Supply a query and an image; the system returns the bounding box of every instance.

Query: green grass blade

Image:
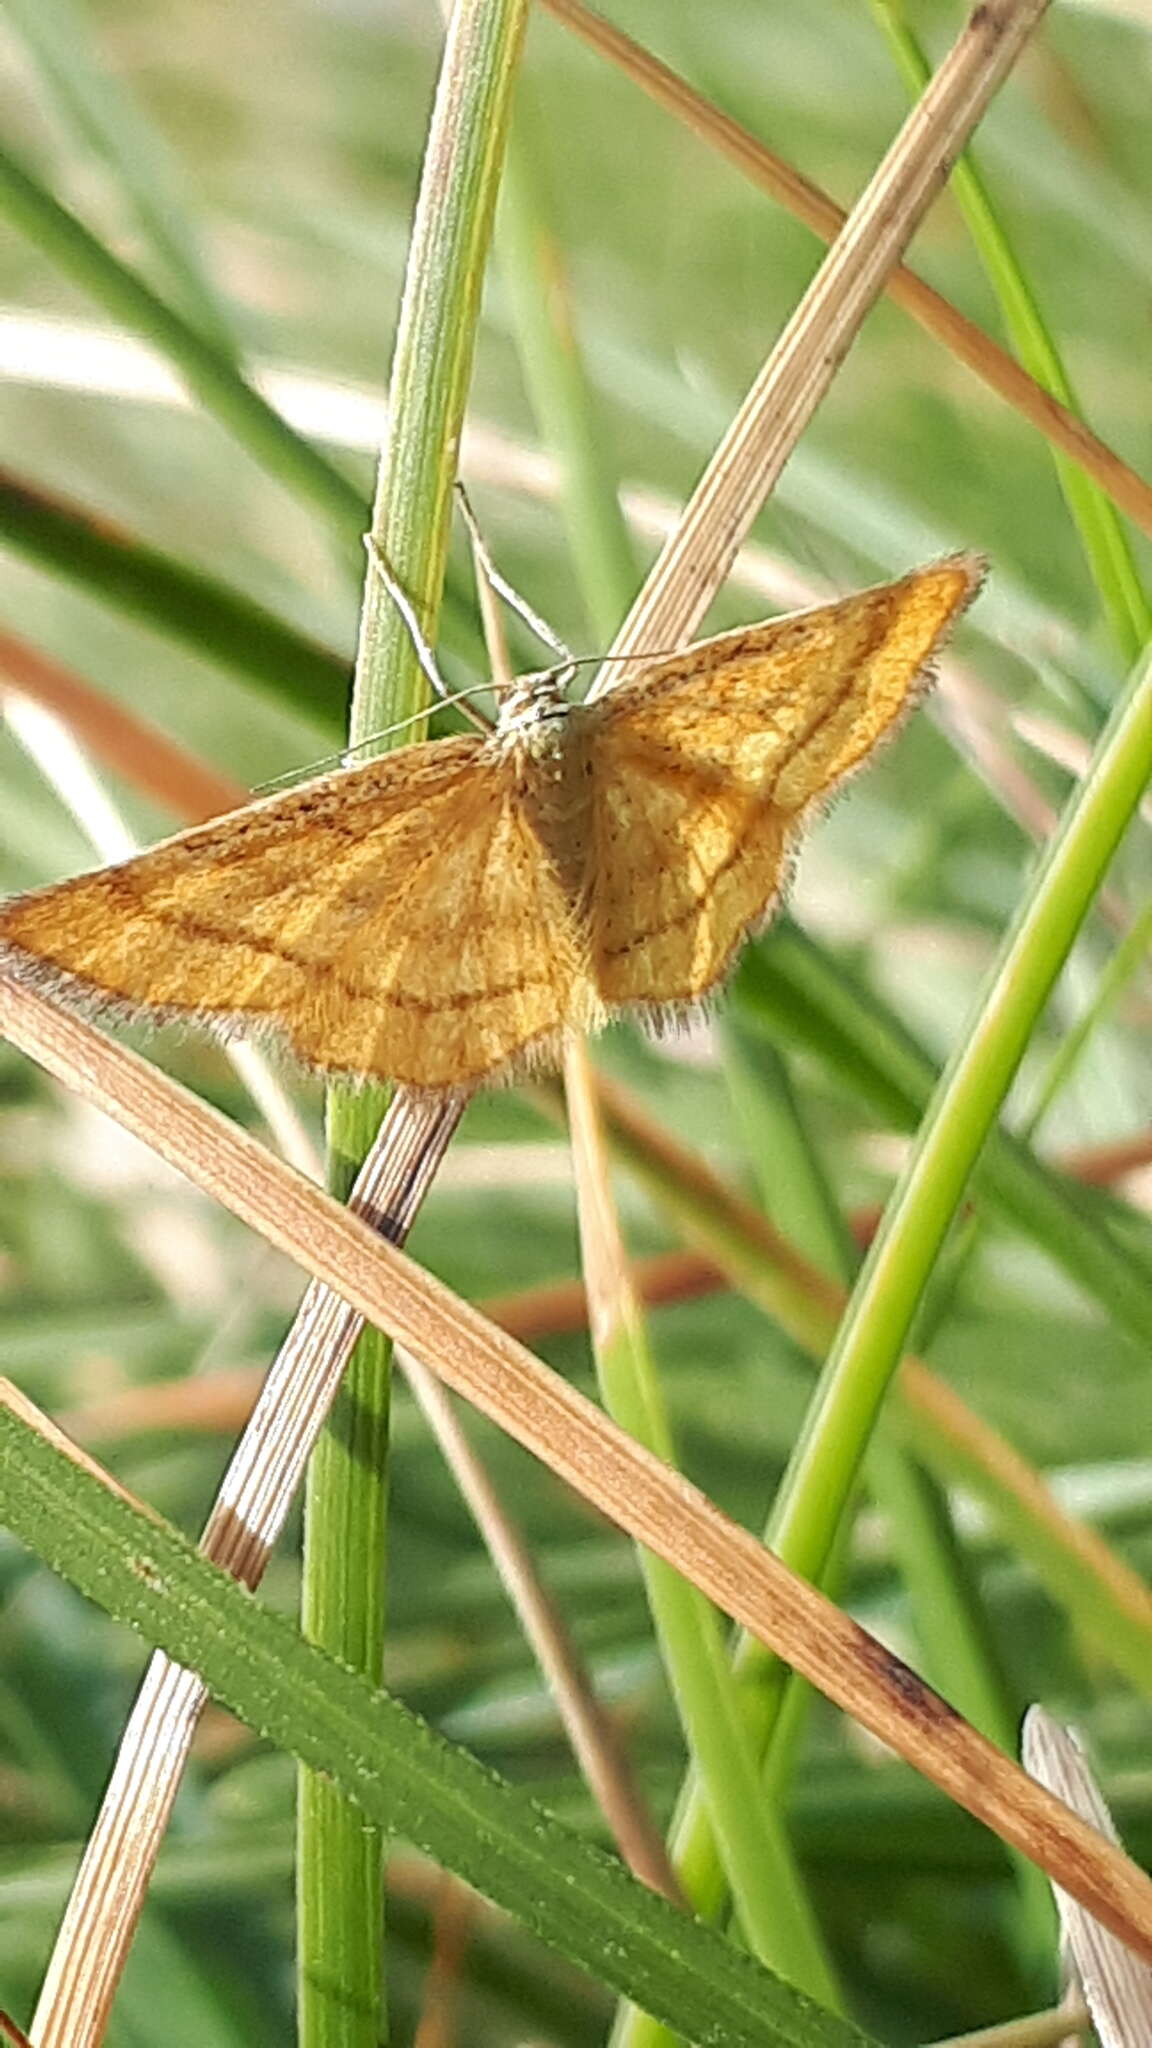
[613,1045,855,2048]
[0,1399,878,2048]
[735,926,1152,1354]
[4,0,237,354]
[594,1302,842,2027]
[0,463,350,721]
[723,1034,859,1276]
[303,3,536,2041]
[870,0,1151,661]
[0,144,367,550]
[753,642,1152,1629]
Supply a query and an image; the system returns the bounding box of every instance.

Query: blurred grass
[0,0,1151,2044]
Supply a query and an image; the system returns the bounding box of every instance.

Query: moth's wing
[0,735,594,1090]
[585,556,982,1006]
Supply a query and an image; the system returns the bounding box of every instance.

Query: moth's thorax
[492,669,574,756]
[488,674,594,902]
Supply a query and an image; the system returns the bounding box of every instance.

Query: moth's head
[493,663,578,743]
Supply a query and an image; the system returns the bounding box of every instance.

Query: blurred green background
[0,0,1150,2041]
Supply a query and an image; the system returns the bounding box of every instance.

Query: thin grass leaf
[871,0,1152,660]
[0,1387,880,2048]
[0,463,351,721]
[0,146,367,549]
[303,2,536,2037]
[737,924,1152,1351]
[566,1045,842,2023]
[3,0,236,354]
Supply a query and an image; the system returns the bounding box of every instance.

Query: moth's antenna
[342,687,495,753]
[253,684,498,794]
[454,482,575,664]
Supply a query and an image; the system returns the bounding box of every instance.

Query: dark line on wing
[600,799,772,962]
[98,869,559,1016]
[600,612,893,964]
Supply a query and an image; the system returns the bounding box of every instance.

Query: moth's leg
[363,537,457,706]
[454,482,575,665]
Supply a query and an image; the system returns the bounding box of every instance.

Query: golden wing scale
[0,555,983,1091]
[583,553,982,1009]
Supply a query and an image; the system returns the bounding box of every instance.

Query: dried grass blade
[544,0,1152,545]
[400,1354,681,1900]
[1023,1709,1152,2048]
[4,981,1152,1964]
[600,0,1053,666]
[29,1087,462,2048]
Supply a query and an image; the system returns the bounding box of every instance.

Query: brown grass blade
[603,0,1053,664]
[4,979,1152,1966]
[0,631,247,824]
[29,1087,463,2048]
[544,0,1152,545]
[1023,1709,1152,2048]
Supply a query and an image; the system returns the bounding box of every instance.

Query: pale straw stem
[31,1089,463,2048]
[594,0,1051,676]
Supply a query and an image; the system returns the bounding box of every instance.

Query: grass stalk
[298,2,533,2041]
[496,101,638,642]
[870,0,1152,660]
[0,464,350,723]
[0,146,367,550]
[743,638,1152,1742]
